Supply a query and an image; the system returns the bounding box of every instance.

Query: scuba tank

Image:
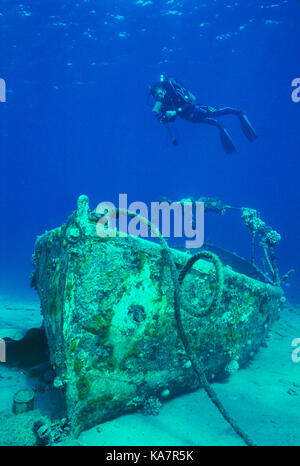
[149,75,196,109]
[160,75,196,109]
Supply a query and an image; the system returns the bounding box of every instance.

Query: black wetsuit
[152,81,258,153]
[179,104,240,123]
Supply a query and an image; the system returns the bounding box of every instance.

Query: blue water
[0,0,299,299]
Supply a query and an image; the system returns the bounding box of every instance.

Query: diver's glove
[156,111,177,124]
[155,111,165,124]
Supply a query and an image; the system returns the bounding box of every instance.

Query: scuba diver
[150,75,258,153]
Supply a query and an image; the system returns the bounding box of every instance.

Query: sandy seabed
[0,292,299,446]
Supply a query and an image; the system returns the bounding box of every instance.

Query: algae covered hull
[31,196,283,434]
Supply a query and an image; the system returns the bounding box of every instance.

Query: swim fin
[239,112,258,142]
[219,126,236,154]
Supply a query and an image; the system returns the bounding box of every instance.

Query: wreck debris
[177,196,294,286]
[33,418,71,446]
[141,397,162,416]
[13,389,35,415]
[32,195,284,444]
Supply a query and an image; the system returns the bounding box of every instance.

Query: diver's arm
[152,101,165,123]
[152,102,177,124]
[157,110,177,124]
[165,110,177,121]
[152,101,163,115]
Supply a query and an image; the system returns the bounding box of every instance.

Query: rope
[175,251,255,446]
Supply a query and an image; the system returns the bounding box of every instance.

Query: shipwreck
[31,195,285,444]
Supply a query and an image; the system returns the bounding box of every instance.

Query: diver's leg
[181,105,209,122]
[209,107,241,117]
[199,117,236,154]
[210,107,258,141]
[182,106,236,153]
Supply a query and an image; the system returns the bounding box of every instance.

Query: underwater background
[0,0,299,300]
[0,0,300,447]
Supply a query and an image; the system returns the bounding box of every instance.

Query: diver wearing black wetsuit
[150,76,258,154]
